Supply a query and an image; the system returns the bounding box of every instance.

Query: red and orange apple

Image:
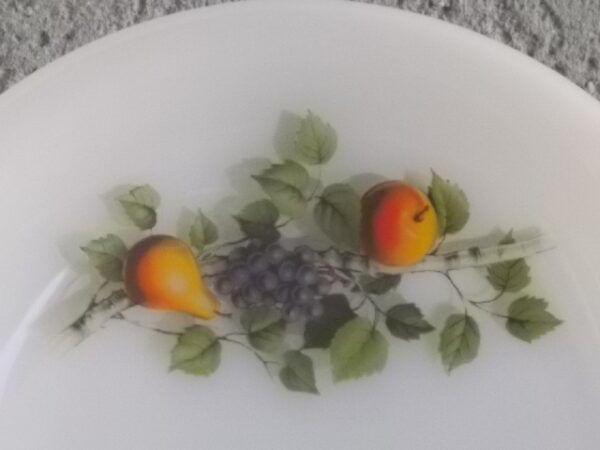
[362,181,438,266]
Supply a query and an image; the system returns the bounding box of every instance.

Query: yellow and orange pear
[362,181,438,266]
[124,235,219,319]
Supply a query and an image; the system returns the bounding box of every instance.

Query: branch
[321,234,555,274]
[60,289,133,349]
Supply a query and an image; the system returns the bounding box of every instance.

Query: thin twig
[113,316,182,336]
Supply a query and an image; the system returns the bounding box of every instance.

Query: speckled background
[0,0,599,98]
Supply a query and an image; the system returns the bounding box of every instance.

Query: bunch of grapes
[213,239,333,321]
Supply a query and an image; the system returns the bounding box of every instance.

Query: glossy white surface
[0,1,599,449]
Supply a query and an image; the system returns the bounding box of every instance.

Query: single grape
[247,238,264,252]
[215,277,234,295]
[283,305,303,322]
[229,263,251,290]
[295,245,319,263]
[278,260,297,283]
[231,292,246,309]
[274,285,291,305]
[265,243,286,265]
[209,258,229,273]
[296,264,318,286]
[247,252,269,274]
[261,293,276,307]
[292,286,314,305]
[259,271,279,292]
[243,285,262,305]
[315,277,332,296]
[309,301,324,318]
[228,246,246,262]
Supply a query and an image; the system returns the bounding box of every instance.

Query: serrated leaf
[330,317,388,382]
[314,183,361,249]
[428,171,469,235]
[304,294,356,349]
[279,351,319,395]
[170,325,221,376]
[81,234,127,281]
[189,209,218,252]
[359,274,402,295]
[252,160,309,218]
[234,199,280,240]
[385,304,434,340]
[486,259,530,292]
[439,314,480,372]
[293,111,337,165]
[241,306,286,353]
[506,296,562,342]
[118,185,161,230]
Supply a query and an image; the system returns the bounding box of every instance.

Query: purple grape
[278,261,297,283]
[247,252,269,274]
[296,264,318,286]
[243,285,262,305]
[283,305,303,322]
[230,263,250,289]
[295,245,319,263]
[215,277,234,295]
[274,285,291,305]
[265,243,286,265]
[315,277,332,296]
[229,246,246,262]
[309,302,324,318]
[262,293,276,307]
[247,238,264,252]
[292,286,314,305]
[259,271,279,292]
[231,292,246,308]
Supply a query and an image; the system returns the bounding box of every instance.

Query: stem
[113,316,182,336]
[91,280,109,304]
[61,289,134,348]
[307,167,322,201]
[323,234,555,275]
[441,271,508,319]
[470,289,505,305]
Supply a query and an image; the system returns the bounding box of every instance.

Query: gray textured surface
[0,0,599,98]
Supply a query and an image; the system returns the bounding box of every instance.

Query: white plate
[1,1,600,449]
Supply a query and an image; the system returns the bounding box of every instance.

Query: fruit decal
[124,235,219,319]
[64,111,560,395]
[362,181,438,266]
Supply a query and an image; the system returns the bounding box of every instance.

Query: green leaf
[279,351,319,395]
[314,183,361,249]
[234,199,280,240]
[81,234,127,281]
[506,296,562,342]
[359,274,402,295]
[486,231,530,292]
[439,314,480,372]
[252,160,310,218]
[304,294,356,349]
[118,185,160,230]
[385,304,434,341]
[170,325,221,376]
[486,259,530,292]
[189,209,218,252]
[293,111,337,165]
[330,317,388,382]
[428,171,469,235]
[241,306,286,353]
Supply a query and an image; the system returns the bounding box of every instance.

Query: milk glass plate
[1,1,600,449]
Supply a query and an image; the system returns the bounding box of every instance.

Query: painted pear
[124,235,219,319]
